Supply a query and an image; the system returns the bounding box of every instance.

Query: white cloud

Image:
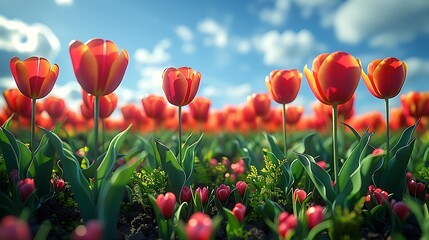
[404,57,429,79]
[54,0,73,6]
[197,19,228,48]
[182,43,195,54]
[136,66,165,95]
[134,39,171,64]
[235,39,251,54]
[201,83,252,106]
[333,0,429,47]
[254,29,325,67]
[175,25,193,42]
[293,0,338,18]
[260,0,290,26]
[0,15,60,59]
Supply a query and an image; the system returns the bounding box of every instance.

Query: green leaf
[17,141,32,178]
[98,158,140,240]
[43,129,96,220]
[0,191,14,216]
[33,140,56,199]
[224,207,243,239]
[1,114,14,130]
[0,127,20,175]
[295,152,336,206]
[182,134,203,184]
[155,140,186,198]
[390,120,418,155]
[307,220,333,240]
[265,133,285,160]
[343,122,362,141]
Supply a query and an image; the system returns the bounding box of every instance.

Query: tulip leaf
[0,191,14,216]
[295,152,336,206]
[265,133,285,160]
[97,125,131,190]
[155,140,186,198]
[224,207,243,239]
[98,158,140,240]
[1,114,13,130]
[182,134,203,185]
[43,129,96,220]
[0,127,19,175]
[17,141,32,178]
[33,141,55,200]
[390,120,418,155]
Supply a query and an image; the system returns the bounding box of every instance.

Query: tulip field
[2,39,429,240]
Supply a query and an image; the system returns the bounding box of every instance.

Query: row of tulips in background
[1,37,429,239]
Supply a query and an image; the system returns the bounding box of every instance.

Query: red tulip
[304,51,361,106]
[400,92,429,119]
[391,200,409,221]
[83,91,118,119]
[44,96,66,121]
[306,205,324,229]
[3,89,32,118]
[362,57,407,99]
[231,159,245,175]
[181,186,192,203]
[337,94,355,119]
[72,220,102,240]
[10,56,59,99]
[316,161,327,169]
[278,212,298,240]
[0,215,31,240]
[185,212,213,240]
[266,69,302,104]
[215,184,231,202]
[156,192,176,219]
[142,95,167,120]
[189,97,211,122]
[69,38,129,96]
[285,105,304,125]
[248,93,271,117]
[18,178,35,201]
[195,187,209,205]
[232,203,246,223]
[293,188,307,204]
[51,178,66,191]
[235,181,248,197]
[162,67,201,107]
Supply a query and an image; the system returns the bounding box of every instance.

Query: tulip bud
[278,212,297,239]
[235,181,248,197]
[232,203,246,223]
[72,220,103,240]
[316,161,326,170]
[185,212,213,240]
[0,215,31,240]
[195,187,209,205]
[51,178,66,191]
[293,188,307,204]
[306,205,324,229]
[156,192,176,219]
[181,186,192,203]
[215,184,231,202]
[392,201,409,221]
[18,178,35,201]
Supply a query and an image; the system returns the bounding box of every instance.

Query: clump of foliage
[132,168,167,206]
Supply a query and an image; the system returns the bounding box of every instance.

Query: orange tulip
[400,92,429,119]
[189,97,211,122]
[141,95,167,120]
[162,67,201,106]
[286,105,304,125]
[43,96,66,121]
[248,93,271,117]
[69,38,129,96]
[83,91,118,119]
[266,69,302,104]
[337,94,355,120]
[10,57,59,99]
[3,89,32,118]
[304,51,361,106]
[362,57,407,99]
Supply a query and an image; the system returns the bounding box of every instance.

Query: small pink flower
[231,159,245,175]
[278,212,297,239]
[232,203,246,223]
[185,212,213,240]
[181,186,192,203]
[316,161,326,169]
[306,205,324,229]
[391,200,409,221]
[72,220,103,240]
[0,215,31,240]
[293,188,307,204]
[18,178,35,201]
[195,187,209,205]
[156,192,176,219]
[235,181,248,197]
[372,148,385,156]
[216,184,231,202]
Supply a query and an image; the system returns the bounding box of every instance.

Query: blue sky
[1,0,429,117]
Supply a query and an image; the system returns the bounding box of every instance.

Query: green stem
[332,105,339,184]
[31,98,36,159]
[101,118,105,152]
[178,106,182,165]
[153,119,156,140]
[93,96,100,197]
[282,104,287,158]
[385,98,390,159]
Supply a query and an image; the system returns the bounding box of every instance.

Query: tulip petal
[185,71,201,105]
[163,68,188,106]
[70,40,99,95]
[104,49,129,95]
[304,65,329,105]
[372,58,406,98]
[362,70,382,98]
[12,61,31,98]
[38,64,59,99]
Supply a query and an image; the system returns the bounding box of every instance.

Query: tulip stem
[282,104,287,158]
[93,95,100,196]
[332,105,339,185]
[178,106,182,165]
[30,98,36,159]
[385,98,390,159]
[101,119,105,152]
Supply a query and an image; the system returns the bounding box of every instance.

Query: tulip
[362,57,407,159]
[43,96,66,122]
[72,220,103,240]
[293,188,307,204]
[181,186,192,203]
[141,95,167,121]
[70,38,128,171]
[18,178,35,201]
[235,181,248,197]
[231,159,245,175]
[306,205,324,229]
[83,91,118,119]
[185,212,213,240]
[304,51,361,184]
[232,203,246,223]
[162,66,201,165]
[51,178,66,191]
[285,105,304,125]
[0,215,31,240]
[400,92,429,120]
[391,200,409,221]
[195,187,209,205]
[156,192,176,219]
[3,89,32,119]
[248,93,271,118]
[215,184,231,202]
[278,212,298,239]
[189,97,211,123]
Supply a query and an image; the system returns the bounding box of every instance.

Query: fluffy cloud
[254,29,325,67]
[404,57,429,79]
[134,39,171,64]
[197,19,228,48]
[293,0,338,18]
[54,0,73,6]
[175,25,195,54]
[201,83,252,106]
[136,66,165,95]
[333,0,429,47]
[259,0,290,26]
